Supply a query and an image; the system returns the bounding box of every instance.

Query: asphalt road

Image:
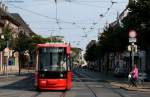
[0,70,150,97]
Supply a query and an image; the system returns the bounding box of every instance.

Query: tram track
[75,72,98,97]
[30,92,41,97]
[102,83,127,97]
[59,91,67,97]
[75,70,128,97]
[85,84,98,97]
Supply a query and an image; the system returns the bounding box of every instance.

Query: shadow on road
[0,73,36,91]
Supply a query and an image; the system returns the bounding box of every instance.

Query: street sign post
[128,30,137,68]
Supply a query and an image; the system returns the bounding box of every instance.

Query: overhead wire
[69,1,107,8]
[74,0,126,3]
[102,1,114,17]
[6,0,126,37]
[6,2,77,24]
[7,2,86,31]
[80,0,117,37]
[7,3,57,20]
[1,0,24,3]
[2,0,128,49]
[54,0,62,30]
[7,1,122,24]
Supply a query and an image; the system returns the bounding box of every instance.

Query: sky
[2,0,128,50]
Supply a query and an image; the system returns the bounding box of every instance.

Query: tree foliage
[0,24,16,51]
[15,32,30,52]
[127,0,150,49]
[84,40,99,61]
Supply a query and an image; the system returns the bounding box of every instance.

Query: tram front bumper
[38,79,67,90]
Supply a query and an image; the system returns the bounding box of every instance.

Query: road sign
[129,30,137,38]
[129,37,137,43]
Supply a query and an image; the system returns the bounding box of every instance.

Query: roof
[10,13,36,35]
[0,8,20,26]
[36,43,70,48]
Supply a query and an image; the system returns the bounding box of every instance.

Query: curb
[110,82,150,92]
[120,86,150,92]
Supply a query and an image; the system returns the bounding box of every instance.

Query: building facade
[0,2,35,74]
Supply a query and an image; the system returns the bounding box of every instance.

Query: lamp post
[131,43,135,67]
[4,47,9,77]
[0,35,4,72]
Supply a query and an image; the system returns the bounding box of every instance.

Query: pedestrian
[130,64,139,87]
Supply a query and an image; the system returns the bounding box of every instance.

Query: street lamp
[1,35,4,39]
[0,35,4,71]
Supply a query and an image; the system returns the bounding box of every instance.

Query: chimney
[2,3,5,11]
[5,6,8,12]
[0,3,8,12]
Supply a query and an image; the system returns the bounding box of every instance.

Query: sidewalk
[110,81,150,92]
[0,69,34,87]
[0,69,34,79]
[77,68,150,92]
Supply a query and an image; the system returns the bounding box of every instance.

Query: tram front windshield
[39,47,67,71]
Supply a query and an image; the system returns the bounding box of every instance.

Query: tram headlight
[60,73,67,78]
[60,73,64,77]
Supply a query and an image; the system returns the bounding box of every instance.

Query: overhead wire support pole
[55,0,58,20]
[0,0,24,3]
[131,43,135,67]
[54,0,61,30]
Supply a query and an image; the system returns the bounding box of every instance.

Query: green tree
[84,40,99,61]
[84,0,150,72]
[125,0,150,49]
[0,24,14,51]
[15,32,31,75]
